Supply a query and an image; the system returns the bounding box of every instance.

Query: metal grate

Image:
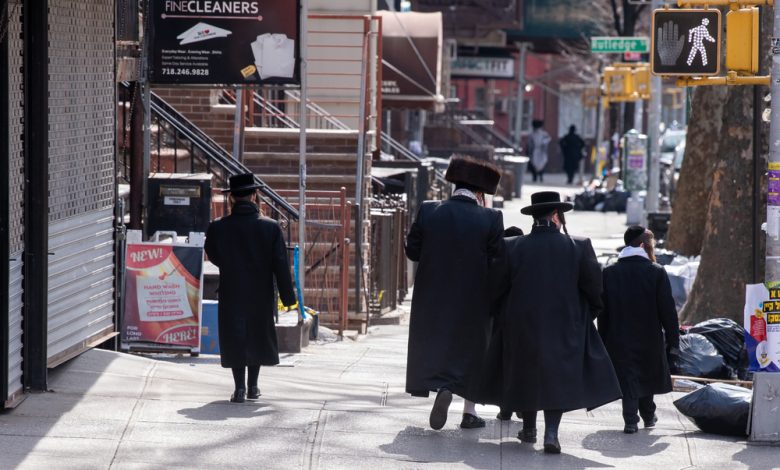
[47,0,115,221]
[8,0,23,255]
[6,0,24,402]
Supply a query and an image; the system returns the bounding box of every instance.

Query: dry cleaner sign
[149,0,300,85]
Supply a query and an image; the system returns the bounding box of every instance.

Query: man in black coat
[599,226,680,433]
[559,125,586,185]
[497,191,621,454]
[405,155,504,431]
[204,173,297,403]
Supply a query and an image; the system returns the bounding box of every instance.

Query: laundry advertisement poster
[122,242,205,349]
[148,0,299,84]
[743,283,780,372]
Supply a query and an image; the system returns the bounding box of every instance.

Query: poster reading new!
[122,243,204,348]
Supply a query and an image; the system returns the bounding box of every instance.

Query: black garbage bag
[601,190,629,213]
[673,383,751,436]
[689,318,748,379]
[671,333,731,379]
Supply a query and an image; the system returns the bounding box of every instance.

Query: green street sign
[590,36,650,54]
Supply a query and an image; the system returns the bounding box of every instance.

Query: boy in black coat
[599,226,680,433]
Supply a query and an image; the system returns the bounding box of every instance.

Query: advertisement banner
[148,0,300,85]
[744,283,780,372]
[122,242,204,348]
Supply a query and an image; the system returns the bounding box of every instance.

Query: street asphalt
[1,175,777,469]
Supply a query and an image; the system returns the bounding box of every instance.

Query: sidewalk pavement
[2,173,776,469]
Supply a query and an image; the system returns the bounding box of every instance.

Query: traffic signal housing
[726,7,760,74]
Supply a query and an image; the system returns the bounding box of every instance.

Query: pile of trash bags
[674,383,752,437]
[572,188,630,212]
[670,318,750,380]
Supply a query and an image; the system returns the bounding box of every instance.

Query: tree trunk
[680,85,766,325]
[665,86,727,255]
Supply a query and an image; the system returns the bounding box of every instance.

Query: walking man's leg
[429,388,453,430]
[543,410,563,454]
[460,399,486,429]
[518,411,538,443]
[230,367,247,403]
[622,397,640,433]
[247,365,261,399]
[639,395,657,427]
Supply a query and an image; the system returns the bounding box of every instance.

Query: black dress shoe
[247,386,261,399]
[429,389,452,430]
[517,428,537,443]
[543,437,561,454]
[624,423,639,434]
[230,389,246,403]
[643,414,658,428]
[497,410,512,421]
[460,413,486,429]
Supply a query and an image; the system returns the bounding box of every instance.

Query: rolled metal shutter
[6,0,24,403]
[46,0,116,366]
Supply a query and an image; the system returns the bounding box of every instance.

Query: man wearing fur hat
[495,191,621,453]
[405,155,505,430]
[599,226,679,434]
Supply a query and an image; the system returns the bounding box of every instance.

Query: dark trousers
[521,410,564,439]
[528,163,544,182]
[622,396,656,425]
[231,365,261,391]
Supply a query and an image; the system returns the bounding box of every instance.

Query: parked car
[660,128,686,201]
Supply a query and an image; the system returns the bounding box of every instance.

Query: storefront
[1,0,118,408]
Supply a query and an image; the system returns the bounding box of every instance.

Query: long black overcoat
[204,201,297,368]
[405,196,504,399]
[498,225,621,412]
[599,256,680,399]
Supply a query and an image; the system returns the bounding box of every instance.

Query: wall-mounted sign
[148,0,300,85]
[451,57,515,79]
[591,36,650,54]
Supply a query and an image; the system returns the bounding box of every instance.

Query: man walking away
[405,155,504,430]
[527,120,551,182]
[559,125,586,185]
[497,191,621,453]
[205,173,297,403]
[599,226,680,433]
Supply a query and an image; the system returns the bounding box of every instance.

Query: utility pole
[514,42,528,149]
[766,3,780,281]
[298,0,308,320]
[645,0,663,219]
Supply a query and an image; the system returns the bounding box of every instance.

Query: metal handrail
[120,83,300,220]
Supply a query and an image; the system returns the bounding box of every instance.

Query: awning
[378,10,443,111]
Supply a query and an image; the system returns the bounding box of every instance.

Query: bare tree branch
[608,0,624,35]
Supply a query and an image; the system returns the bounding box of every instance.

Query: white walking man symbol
[686,18,715,66]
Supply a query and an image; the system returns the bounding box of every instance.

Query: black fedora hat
[521,191,573,216]
[221,173,264,194]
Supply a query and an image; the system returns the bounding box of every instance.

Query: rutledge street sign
[590,36,650,54]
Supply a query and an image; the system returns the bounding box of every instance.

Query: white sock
[463,400,477,416]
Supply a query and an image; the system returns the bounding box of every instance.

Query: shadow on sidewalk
[379,425,610,469]
[178,400,272,421]
[581,429,670,458]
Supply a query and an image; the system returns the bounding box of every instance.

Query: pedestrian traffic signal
[726,7,759,74]
[601,63,650,103]
[652,9,721,76]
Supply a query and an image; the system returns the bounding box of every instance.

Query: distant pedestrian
[559,125,586,185]
[204,173,297,403]
[599,226,680,434]
[494,191,621,454]
[405,155,504,431]
[527,120,551,182]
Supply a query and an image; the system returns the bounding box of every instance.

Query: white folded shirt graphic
[178,23,232,45]
[251,33,295,79]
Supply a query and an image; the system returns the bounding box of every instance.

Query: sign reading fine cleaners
[149,0,300,85]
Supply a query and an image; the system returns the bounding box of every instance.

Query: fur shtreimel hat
[624,225,647,246]
[444,155,501,195]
